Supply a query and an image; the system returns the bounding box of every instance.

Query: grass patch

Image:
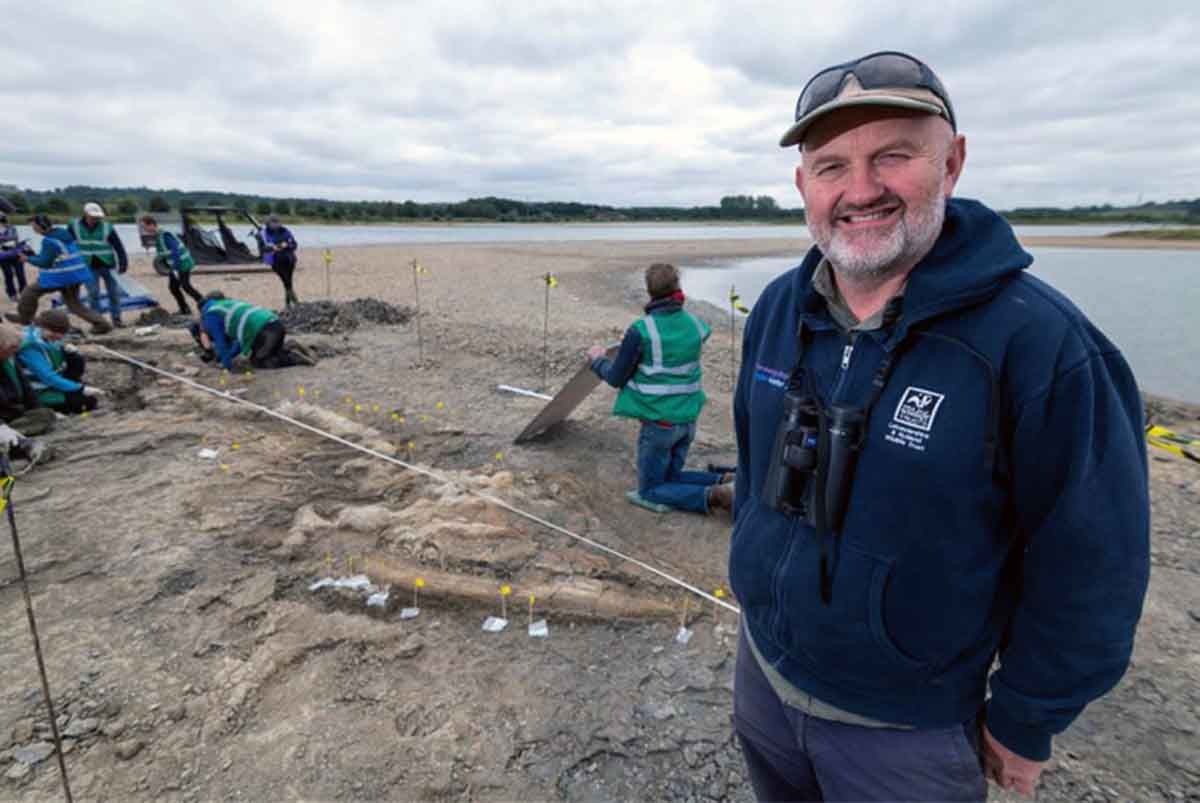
[1105,228,1200,240]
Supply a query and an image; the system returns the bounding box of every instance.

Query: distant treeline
[3,185,1199,226]
[1,186,803,224]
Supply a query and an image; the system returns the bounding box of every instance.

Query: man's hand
[81,386,107,398]
[586,345,607,361]
[982,726,1045,798]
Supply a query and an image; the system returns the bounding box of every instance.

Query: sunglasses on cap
[795,50,955,130]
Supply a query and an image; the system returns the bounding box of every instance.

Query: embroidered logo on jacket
[885,386,945,453]
[893,387,945,431]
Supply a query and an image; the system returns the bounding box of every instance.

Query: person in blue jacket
[259,216,299,307]
[16,310,105,414]
[5,215,112,334]
[729,51,1149,802]
[0,212,29,301]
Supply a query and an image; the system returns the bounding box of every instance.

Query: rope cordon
[95,344,741,615]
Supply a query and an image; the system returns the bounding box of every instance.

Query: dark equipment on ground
[143,207,270,276]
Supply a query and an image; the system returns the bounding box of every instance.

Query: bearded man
[728,51,1149,802]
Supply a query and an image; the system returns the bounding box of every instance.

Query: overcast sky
[3,1,1197,210]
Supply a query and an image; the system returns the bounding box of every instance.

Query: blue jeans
[733,631,987,802]
[636,420,723,513]
[84,265,122,323]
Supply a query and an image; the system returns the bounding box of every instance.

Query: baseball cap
[83,202,106,218]
[779,51,955,147]
[35,309,71,334]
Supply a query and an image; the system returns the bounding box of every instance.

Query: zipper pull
[840,342,854,371]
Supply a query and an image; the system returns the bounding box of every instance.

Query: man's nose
[843,163,886,207]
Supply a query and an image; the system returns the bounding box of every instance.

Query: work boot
[90,320,112,335]
[289,342,318,366]
[707,482,734,515]
[3,311,25,324]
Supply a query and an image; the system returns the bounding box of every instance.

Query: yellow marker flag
[500,584,512,596]
[544,273,558,288]
[435,401,445,410]
[415,577,426,589]
[231,442,241,450]
[494,451,503,462]
[297,386,306,397]
[322,249,333,266]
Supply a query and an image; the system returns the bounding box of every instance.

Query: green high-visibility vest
[205,299,277,357]
[612,309,710,423]
[154,231,195,273]
[70,219,116,267]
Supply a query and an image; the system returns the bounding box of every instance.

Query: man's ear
[943,134,967,197]
[794,163,806,196]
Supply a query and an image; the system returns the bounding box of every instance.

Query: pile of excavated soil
[278,299,413,334]
[133,307,195,329]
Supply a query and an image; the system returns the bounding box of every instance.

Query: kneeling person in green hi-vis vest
[192,292,317,371]
[587,263,733,515]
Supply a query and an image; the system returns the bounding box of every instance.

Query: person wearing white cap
[71,202,129,328]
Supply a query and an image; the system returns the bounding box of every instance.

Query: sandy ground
[0,238,1197,802]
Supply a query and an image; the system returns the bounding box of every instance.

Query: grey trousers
[733,632,987,802]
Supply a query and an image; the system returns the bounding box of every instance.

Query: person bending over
[260,215,299,307]
[191,291,316,371]
[5,215,111,334]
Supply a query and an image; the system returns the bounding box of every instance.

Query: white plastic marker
[94,345,741,619]
[675,595,693,645]
[401,577,424,619]
[482,584,512,633]
[528,593,548,638]
[366,587,390,608]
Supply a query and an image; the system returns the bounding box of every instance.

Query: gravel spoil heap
[277,299,414,334]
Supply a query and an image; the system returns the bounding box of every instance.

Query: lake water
[12,219,1194,400]
[683,248,1200,403]
[34,220,1187,251]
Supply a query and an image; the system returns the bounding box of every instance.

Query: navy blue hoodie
[730,198,1149,761]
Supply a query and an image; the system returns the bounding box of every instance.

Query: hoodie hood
[794,197,1032,343]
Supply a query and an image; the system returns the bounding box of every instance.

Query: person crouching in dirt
[140,215,205,315]
[16,310,106,414]
[4,215,112,334]
[260,215,299,307]
[586,262,733,515]
[0,323,52,467]
[191,292,317,370]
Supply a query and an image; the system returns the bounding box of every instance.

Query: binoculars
[763,388,864,533]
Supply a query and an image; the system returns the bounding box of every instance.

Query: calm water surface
[23,221,1185,250]
[683,248,1200,403]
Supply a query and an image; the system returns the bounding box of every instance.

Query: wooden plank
[514,344,617,443]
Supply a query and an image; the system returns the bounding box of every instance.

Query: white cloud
[0,0,1195,209]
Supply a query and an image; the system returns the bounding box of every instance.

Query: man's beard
[812,192,947,282]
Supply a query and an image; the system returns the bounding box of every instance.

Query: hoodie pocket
[866,556,928,672]
[775,543,929,690]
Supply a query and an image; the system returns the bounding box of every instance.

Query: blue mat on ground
[53,273,159,313]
